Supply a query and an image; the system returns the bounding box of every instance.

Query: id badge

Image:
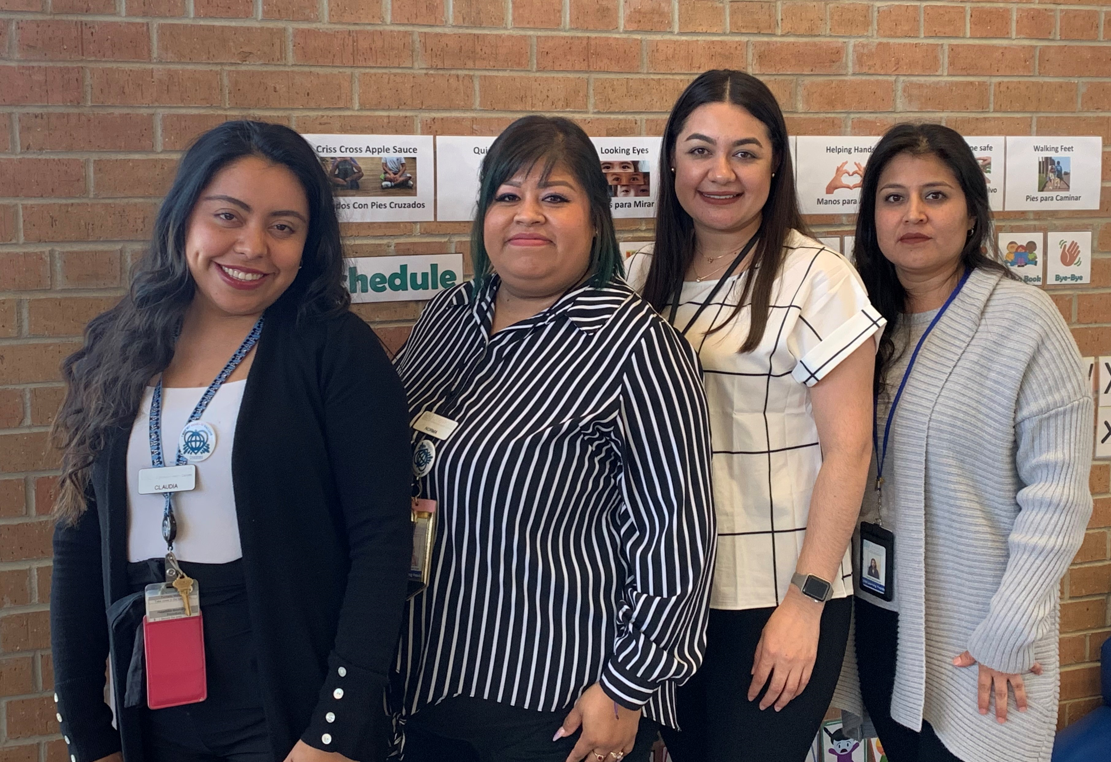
[859,522,895,602]
[137,465,196,495]
[143,582,206,709]
[408,498,436,599]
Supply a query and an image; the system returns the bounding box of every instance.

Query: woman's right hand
[952,651,1043,723]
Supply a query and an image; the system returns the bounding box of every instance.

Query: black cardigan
[50,304,413,762]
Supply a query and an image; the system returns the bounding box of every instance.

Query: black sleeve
[50,493,122,762]
[301,315,413,757]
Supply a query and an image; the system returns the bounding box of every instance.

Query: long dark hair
[641,69,806,352]
[470,115,622,292]
[853,123,1013,395]
[52,120,349,523]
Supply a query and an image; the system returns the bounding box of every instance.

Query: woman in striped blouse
[391,116,716,762]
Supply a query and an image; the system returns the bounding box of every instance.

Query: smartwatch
[791,572,833,603]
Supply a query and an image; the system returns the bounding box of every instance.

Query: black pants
[854,598,963,762]
[661,597,852,762]
[403,695,661,762]
[129,560,273,762]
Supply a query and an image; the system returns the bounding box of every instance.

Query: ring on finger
[609,753,625,760]
[593,754,606,762]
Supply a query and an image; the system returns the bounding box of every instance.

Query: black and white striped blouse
[391,276,715,729]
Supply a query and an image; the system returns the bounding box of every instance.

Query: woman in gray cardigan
[847,124,1093,762]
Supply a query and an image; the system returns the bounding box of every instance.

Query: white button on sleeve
[325,712,335,723]
[337,667,347,677]
[333,688,344,699]
[321,734,332,745]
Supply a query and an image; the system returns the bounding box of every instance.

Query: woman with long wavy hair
[49,120,412,762]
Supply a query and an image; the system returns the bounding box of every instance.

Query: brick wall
[1,0,1109,756]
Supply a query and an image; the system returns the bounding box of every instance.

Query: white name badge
[138,465,197,495]
[413,411,459,441]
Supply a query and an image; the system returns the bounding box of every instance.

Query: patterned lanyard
[149,317,263,551]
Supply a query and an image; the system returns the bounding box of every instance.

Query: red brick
[730,1,776,34]
[0,746,40,762]
[1042,46,1111,78]
[0,206,15,245]
[417,115,516,135]
[0,431,59,475]
[0,569,31,608]
[1091,629,1111,659]
[0,159,85,198]
[1061,664,1102,701]
[1060,634,1087,666]
[854,41,940,75]
[16,20,150,61]
[29,387,64,428]
[359,72,474,111]
[454,0,504,27]
[293,28,412,67]
[392,0,444,24]
[478,75,587,111]
[948,44,1034,76]
[1075,530,1109,563]
[296,114,415,135]
[781,2,825,35]
[537,35,641,73]
[22,202,159,243]
[1061,598,1107,632]
[227,70,352,109]
[127,0,186,15]
[625,0,671,31]
[0,253,48,291]
[44,741,68,762]
[923,5,964,37]
[1082,82,1111,112]
[92,159,177,199]
[1079,293,1111,324]
[195,0,252,16]
[679,1,726,33]
[1070,563,1111,596]
[828,3,870,36]
[263,0,318,20]
[1093,496,1111,527]
[0,300,17,338]
[0,0,43,9]
[753,40,845,74]
[90,67,222,107]
[158,23,284,63]
[0,66,83,106]
[1015,8,1054,39]
[6,695,57,739]
[648,39,745,73]
[1036,116,1110,142]
[801,78,894,112]
[0,479,27,519]
[1067,696,1105,725]
[1060,10,1100,41]
[0,613,49,654]
[994,81,1077,112]
[969,7,1011,38]
[0,389,22,428]
[20,113,154,152]
[512,0,561,28]
[27,297,119,338]
[902,80,989,112]
[593,76,689,113]
[374,325,413,357]
[420,32,529,69]
[328,0,383,23]
[32,477,57,519]
[0,511,54,560]
[1073,327,1111,358]
[161,113,265,152]
[0,655,34,696]
[1050,293,1073,323]
[55,249,122,289]
[945,115,1032,136]
[36,566,52,604]
[570,0,618,30]
[876,4,919,37]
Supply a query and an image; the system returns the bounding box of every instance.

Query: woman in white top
[627,70,884,761]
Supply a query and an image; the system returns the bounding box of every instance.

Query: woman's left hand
[953,651,1043,723]
[281,740,355,762]
[557,683,641,762]
[747,587,823,711]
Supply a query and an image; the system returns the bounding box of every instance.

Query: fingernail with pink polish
[552,728,565,742]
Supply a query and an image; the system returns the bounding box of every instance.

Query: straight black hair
[53,120,349,522]
[641,69,807,352]
[853,122,1013,396]
[470,115,623,293]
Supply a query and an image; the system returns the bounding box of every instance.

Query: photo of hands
[825,161,864,194]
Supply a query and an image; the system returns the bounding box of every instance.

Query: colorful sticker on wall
[964,136,1005,212]
[998,232,1044,285]
[795,137,879,215]
[1003,136,1102,211]
[435,136,495,222]
[1045,231,1091,285]
[592,137,663,219]
[345,255,462,303]
[302,134,435,222]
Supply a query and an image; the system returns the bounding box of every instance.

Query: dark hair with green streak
[469,115,623,293]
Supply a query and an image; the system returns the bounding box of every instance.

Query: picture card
[795,136,879,215]
[998,232,1044,286]
[1004,136,1102,211]
[964,136,1005,212]
[436,136,495,222]
[592,137,663,219]
[1045,231,1092,285]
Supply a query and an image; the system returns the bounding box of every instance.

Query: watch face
[802,575,831,601]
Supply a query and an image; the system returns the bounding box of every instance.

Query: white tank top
[126,380,246,563]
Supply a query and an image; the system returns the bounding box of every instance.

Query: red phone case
[143,613,207,709]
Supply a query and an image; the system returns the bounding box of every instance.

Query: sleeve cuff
[301,654,387,759]
[792,307,885,387]
[55,690,121,762]
[598,659,655,711]
[967,621,1037,675]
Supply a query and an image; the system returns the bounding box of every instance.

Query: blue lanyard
[873,270,970,493]
[149,317,263,551]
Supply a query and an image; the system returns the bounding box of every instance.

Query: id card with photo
[859,522,894,601]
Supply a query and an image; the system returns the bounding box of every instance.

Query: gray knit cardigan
[835,267,1093,762]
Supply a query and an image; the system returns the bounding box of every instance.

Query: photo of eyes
[323,155,419,197]
[601,159,651,198]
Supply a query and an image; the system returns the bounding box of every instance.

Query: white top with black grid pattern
[627,230,884,610]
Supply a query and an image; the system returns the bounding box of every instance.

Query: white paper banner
[1097,407,1111,459]
[794,136,879,215]
[1004,136,1102,211]
[345,255,462,302]
[436,136,495,222]
[591,137,662,219]
[998,232,1044,286]
[964,136,1005,212]
[302,134,435,222]
[1045,230,1092,286]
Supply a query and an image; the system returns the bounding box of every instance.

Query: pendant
[179,421,216,463]
[413,440,436,478]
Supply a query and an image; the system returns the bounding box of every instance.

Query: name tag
[413,411,459,441]
[138,465,197,495]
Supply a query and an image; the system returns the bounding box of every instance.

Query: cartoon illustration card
[964,136,1005,212]
[1045,231,1092,285]
[998,232,1044,286]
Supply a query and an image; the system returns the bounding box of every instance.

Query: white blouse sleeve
[788,252,885,387]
